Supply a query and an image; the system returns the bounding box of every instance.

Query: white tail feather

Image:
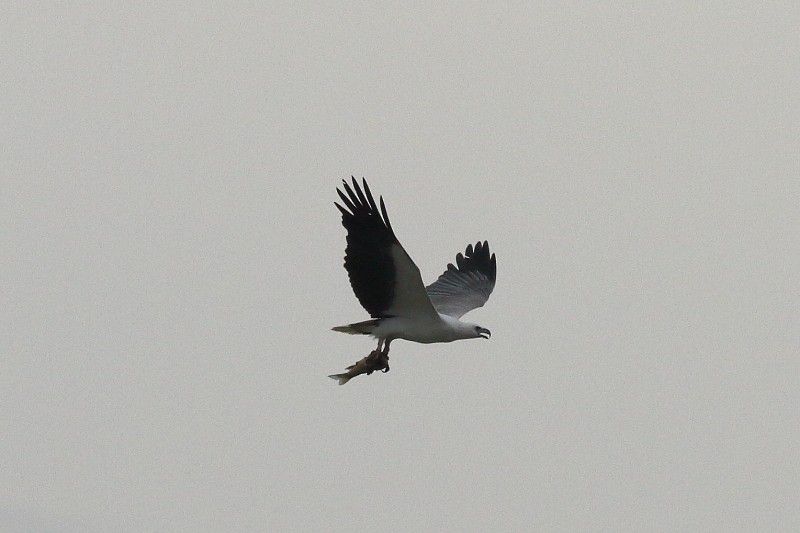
[331,326,358,334]
[331,319,379,335]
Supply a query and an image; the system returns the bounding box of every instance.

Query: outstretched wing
[335,177,439,320]
[426,241,496,319]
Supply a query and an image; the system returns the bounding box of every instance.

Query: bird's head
[440,315,492,341]
[471,324,491,340]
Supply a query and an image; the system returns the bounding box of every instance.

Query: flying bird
[329,177,496,385]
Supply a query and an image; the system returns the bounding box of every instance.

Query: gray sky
[3,2,799,531]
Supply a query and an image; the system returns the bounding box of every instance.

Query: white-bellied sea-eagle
[329,177,496,385]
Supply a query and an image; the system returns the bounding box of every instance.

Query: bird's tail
[331,318,380,335]
[328,373,351,386]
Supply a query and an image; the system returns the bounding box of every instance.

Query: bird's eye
[474,326,480,332]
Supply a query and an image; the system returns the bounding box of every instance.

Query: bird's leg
[360,339,390,374]
[378,340,391,373]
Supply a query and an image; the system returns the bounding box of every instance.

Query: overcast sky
[3,2,799,532]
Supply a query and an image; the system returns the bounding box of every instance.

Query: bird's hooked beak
[478,327,491,339]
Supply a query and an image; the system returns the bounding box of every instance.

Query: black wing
[335,177,438,319]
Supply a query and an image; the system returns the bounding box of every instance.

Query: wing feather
[426,241,496,319]
[336,177,438,320]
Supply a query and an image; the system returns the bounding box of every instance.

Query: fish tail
[328,373,351,386]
